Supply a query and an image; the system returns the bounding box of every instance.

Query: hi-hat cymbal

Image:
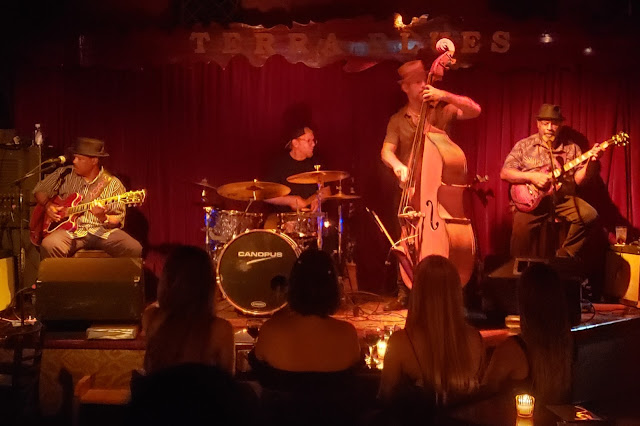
[217,180,291,201]
[324,192,361,201]
[192,179,217,190]
[287,170,350,184]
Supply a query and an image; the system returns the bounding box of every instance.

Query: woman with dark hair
[142,245,234,374]
[482,263,573,403]
[250,249,361,426]
[253,249,360,372]
[379,255,484,407]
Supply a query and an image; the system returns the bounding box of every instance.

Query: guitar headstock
[612,132,629,147]
[120,189,146,207]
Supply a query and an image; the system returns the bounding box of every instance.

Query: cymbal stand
[314,165,324,250]
[336,181,344,265]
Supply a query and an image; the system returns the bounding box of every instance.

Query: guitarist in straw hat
[32,137,143,258]
[500,104,600,259]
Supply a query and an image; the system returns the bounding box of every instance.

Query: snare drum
[205,208,263,244]
[277,211,325,238]
[216,230,300,315]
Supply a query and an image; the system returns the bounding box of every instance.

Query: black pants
[510,195,598,258]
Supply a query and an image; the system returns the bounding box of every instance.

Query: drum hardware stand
[313,165,324,250]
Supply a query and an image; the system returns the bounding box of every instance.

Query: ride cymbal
[287,170,350,184]
[217,180,291,201]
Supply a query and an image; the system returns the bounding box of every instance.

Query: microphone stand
[545,136,559,260]
[12,162,57,291]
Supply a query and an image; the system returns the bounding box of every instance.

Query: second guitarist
[500,104,600,259]
[33,137,142,258]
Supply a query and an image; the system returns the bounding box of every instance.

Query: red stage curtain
[13,56,639,293]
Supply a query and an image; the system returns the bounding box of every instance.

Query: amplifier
[36,257,144,324]
[605,245,640,307]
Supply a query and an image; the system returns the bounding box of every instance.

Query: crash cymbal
[324,192,361,201]
[287,170,350,184]
[192,179,217,190]
[216,179,291,201]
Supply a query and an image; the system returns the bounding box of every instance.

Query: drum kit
[194,169,360,316]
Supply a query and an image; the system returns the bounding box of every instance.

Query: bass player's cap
[397,60,427,84]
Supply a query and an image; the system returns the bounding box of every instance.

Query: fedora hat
[397,60,427,84]
[70,137,109,157]
[536,104,565,122]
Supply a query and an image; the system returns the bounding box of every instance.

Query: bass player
[500,104,600,259]
[32,137,142,258]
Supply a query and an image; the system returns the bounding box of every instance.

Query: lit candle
[515,394,535,417]
[376,340,387,359]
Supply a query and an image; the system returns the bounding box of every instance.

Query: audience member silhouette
[379,255,484,412]
[482,263,573,403]
[127,363,255,426]
[142,245,234,374]
[250,249,362,426]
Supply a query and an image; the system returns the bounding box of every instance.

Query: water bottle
[34,123,43,146]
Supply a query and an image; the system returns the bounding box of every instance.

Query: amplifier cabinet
[36,257,144,323]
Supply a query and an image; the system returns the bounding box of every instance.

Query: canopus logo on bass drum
[238,252,283,258]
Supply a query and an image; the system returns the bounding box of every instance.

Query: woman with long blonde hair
[379,255,484,405]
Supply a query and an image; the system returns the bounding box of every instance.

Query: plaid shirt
[33,166,126,239]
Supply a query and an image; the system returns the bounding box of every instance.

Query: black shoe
[384,296,408,311]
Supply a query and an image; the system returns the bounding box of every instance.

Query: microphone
[42,155,67,165]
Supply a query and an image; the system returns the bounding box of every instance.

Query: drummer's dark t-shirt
[266,153,323,213]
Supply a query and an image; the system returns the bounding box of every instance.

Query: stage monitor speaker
[483,257,582,326]
[604,246,640,307]
[35,257,144,324]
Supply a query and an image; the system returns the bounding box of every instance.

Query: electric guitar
[29,189,146,246]
[510,132,628,212]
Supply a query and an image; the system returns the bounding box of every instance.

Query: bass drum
[216,230,300,315]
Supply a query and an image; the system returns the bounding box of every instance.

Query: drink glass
[616,226,627,245]
[246,319,261,341]
[363,327,382,367]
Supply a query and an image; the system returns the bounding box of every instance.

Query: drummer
[265,126,331,212]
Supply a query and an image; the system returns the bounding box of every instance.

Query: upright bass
[393,39,477,287]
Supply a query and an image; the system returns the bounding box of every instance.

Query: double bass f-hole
[425,200,439,230]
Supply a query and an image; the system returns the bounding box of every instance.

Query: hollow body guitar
[509,132,629,212]
[29,190,146,246]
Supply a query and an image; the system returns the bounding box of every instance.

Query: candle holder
[515,394,535,417]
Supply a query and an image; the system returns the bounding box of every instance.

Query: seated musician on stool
[380,59,481,311]
[265,126,330,212]
[33,137,142,258]
[500,104,600,259]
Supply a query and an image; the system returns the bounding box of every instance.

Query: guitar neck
[551,137,614,178]
[67,195,125,215]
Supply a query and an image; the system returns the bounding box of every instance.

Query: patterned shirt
[503,133,584,198]
[33,166,126,239]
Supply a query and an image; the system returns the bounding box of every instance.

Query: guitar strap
[85,171,113,202]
